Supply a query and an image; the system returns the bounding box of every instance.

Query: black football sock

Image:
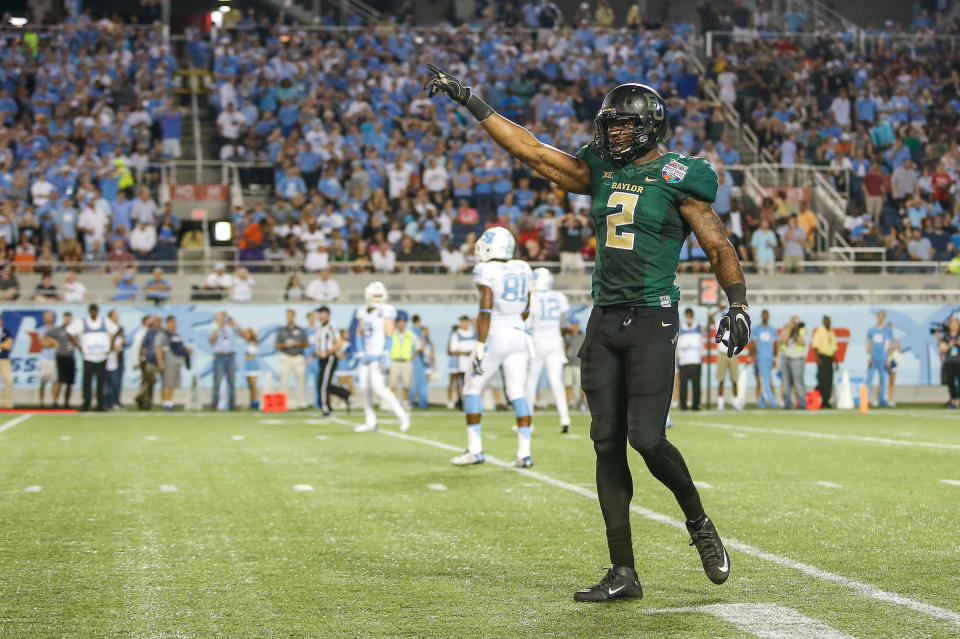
[638,438,706,522]
[606,525,634,569]
[594,437,635,569]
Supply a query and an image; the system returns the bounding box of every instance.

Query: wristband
[725,282,748,308]
[465,91,494,122]
[478,308,492,314]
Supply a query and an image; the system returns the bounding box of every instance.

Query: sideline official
[310,306,351,415]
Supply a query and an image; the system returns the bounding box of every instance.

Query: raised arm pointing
[423,64,591,195]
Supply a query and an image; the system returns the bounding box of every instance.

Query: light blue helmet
[474,226,516,262]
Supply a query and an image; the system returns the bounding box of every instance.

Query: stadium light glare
[218,6,231,12]
[213,221,233,242]
[8,17,28,27]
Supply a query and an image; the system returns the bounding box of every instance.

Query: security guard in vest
[387,311,423,408]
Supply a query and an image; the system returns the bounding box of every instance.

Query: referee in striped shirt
[310,306,351,415]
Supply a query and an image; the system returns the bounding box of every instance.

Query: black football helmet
[594,83,669,164]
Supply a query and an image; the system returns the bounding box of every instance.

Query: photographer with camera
[939,316,960,409]
[779,316,807,409]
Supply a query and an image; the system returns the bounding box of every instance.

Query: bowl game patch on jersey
[661,160,688,184]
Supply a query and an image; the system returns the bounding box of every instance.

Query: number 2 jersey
[575,142,719,308]
[473,259,533,331]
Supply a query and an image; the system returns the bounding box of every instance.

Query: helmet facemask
[594,110,658,165]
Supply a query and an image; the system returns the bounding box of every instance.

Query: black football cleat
[573,565,644,602]
[686,515,731,584]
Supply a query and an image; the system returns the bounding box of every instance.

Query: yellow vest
[390,331,414,361]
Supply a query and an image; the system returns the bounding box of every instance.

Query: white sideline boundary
[686,420,960,451]
[326,417,960,630]
[645,603,856,639]
[0,413,32,434]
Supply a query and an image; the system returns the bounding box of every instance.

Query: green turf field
[1,407,959,638]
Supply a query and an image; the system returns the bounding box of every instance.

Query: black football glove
[423,63,494,121]
[716,304,751,358]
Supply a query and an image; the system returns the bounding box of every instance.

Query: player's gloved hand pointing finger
[716,304,751,358]
[423,63,471,104]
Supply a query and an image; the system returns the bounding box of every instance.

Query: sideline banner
[1,303,956,389]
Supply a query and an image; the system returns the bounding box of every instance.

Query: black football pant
[816,354,834,406]
[316,357,350,414]
[580,304,704,569]
[678,364,701,410]
[81,360,107,411]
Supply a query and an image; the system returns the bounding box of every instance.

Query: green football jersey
[575,142,719,307]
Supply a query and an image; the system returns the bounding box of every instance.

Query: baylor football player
[424,64,751,602]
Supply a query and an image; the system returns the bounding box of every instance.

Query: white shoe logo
[661,321,672,327]
[717,552,729,574]
[607,585,627,595]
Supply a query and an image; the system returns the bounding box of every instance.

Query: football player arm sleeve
[480,114,592,194]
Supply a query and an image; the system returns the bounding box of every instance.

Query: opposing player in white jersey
[451,226,534,468]
[526,268,572,433]
[353,282,410,433]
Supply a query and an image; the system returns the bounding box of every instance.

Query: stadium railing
[11,257,958,277]
[701,29,960,58]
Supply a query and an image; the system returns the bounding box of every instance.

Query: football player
[425,67,750,601]
[451,226,535,468]
[526,267,572,433]
[353,282,410,433]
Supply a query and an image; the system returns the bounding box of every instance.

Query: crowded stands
[1,2,959,280]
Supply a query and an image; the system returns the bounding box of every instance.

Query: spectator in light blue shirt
[855,93,876,123]
[209,311,239,410]
[112,268,140,301]
[750,219,778,274]
[143,268,172,304]
[111,191,132,231]
[497,193,522,226]
[277,168,307,200]
[784,10,806,32]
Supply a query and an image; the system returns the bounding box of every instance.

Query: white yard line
[940,479,960,487]
[645,603,856,639]
[23,485,42,492]
[158,485,177,492]
[357,422,960,630]
[0,413,32,434]
[292,484,315,492]
[427,483,447,491]
[815,481,843,489]
[685,420,960,451]
[693,481,714,489]
[231,435,245,440]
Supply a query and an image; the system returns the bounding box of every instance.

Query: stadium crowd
[1,4,960,278]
